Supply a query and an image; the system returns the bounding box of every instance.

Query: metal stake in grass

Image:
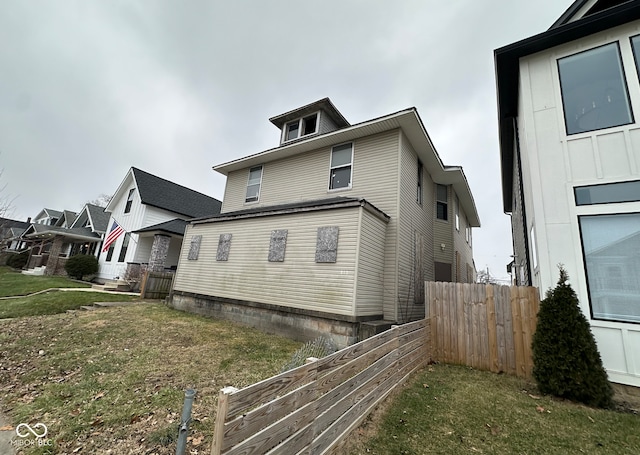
[175,388,196,455]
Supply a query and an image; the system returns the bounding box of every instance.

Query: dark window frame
[436,184,448,221]
[117,233,130,263]
[557,41,634,136]
[574,180,640,206]
[124,189,135,214]
[578,212,640,325]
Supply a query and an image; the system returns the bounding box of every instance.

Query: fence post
[211,386,238,455]
[176,389,196,455]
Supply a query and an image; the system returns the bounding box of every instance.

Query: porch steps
[91,279,131,292]
[21,266,46,276]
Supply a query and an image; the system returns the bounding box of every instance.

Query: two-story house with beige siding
[495,0,640,388]
[170,98,480,347]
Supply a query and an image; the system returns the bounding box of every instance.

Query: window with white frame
[579,213,640,323]
[329,143,353,190]
[245,165,263,203]
[530,225,538,270]
[558,42,633,135]
[284,113,319,142]
[436,184,448,221]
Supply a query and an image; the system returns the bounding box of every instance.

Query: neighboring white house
[97,167,222,282]
[495,0,640,387]
[170,98,480,347]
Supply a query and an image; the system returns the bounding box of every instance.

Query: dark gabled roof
[494,0,640,212]
[550,0,631,29]
[55,210,77,227]
[0,217,31,230]
[269,98,351,130]
[191,196,390,225]
[22,224,100,242]
[133,218,188,236]
[131,167,222,219]
[87,204,110,233]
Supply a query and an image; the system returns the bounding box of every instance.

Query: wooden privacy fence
[426,282,540,378]
[211,319,429,455]
[140,271,174,299]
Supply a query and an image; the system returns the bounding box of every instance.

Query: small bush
[532,267,613,408]
[6,251,29,269]
[64,254,99,280]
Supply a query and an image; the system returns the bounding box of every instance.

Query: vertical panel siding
[173,208,361,316]
[354,210,387,316]
[397,134,433,322]
[97,173,145,280]
[517,22,640,387]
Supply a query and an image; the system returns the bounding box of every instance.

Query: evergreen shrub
[64,254,99,280]
[6,250,29,269]
[531,267,613,408]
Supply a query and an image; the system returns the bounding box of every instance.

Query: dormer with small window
[269,98,350,145]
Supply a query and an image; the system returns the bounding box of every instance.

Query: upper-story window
[329,143,353,190]
[245,165,263,203]
[436,184,448,221]
[455,195,460,231]
[283,113,319,142]
[558,42,633,135]
[124,189,135,213]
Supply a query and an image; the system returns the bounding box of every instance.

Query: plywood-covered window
[188,235,202,260]
[316,226,339,263]
[268,230,288,262]
[216,234,232,261]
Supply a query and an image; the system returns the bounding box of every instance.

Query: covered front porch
[21,224,102,276]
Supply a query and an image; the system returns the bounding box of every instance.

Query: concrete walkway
[0,411,15,455]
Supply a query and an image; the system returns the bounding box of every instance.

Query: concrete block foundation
[169,291,385,349]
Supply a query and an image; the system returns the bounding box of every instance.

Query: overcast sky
[0,1,571,281]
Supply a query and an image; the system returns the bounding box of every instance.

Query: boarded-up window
[216,234,232,261]
[434,261,452,282]
[316,226,339,263]
[188,235,202,260]
[268,230,288,262]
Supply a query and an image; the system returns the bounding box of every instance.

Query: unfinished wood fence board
[221,381,318,451]
[425,282,539,379]
[211,319,430,455]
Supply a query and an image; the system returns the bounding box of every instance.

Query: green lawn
[0,266,136,318]
[0,266,90,297]
[0,304,301,454]
[346,363,640,455]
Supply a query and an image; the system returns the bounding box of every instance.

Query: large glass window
[329,143,353,190]
[558,42,633,135]
[579,213,640,323]
[245,166,263,203]
[631,35,640,80]
[575,180,640,205]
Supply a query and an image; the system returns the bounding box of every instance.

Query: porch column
[148,234,171,272]
[45,235,65,276]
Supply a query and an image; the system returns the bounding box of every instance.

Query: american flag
[102,220,125,252]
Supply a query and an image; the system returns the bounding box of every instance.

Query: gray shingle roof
[132,168,222,218]
[133,219,188,236]
[86,204,110,233]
